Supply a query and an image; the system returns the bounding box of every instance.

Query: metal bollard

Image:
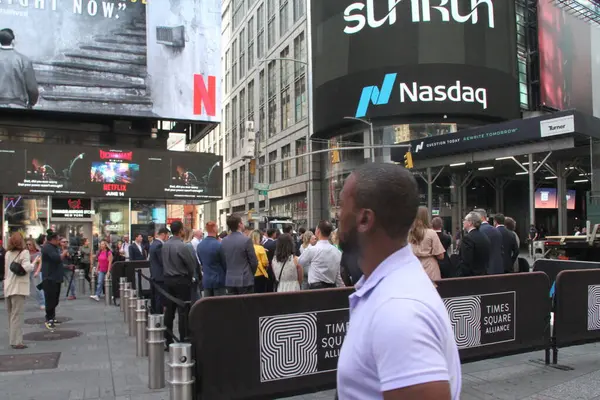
[119,277,127,312]
[104,276,112,306]
[91,273,97,299]
[77,270,85,295]
[168,343,195,400]
[123,284,131,323]
[147,314,166,389]
[136,299,148,357]
[128,291,138,337]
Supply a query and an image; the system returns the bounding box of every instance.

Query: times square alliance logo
[347,0,495,118]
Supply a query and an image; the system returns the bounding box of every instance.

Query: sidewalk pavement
[2,296,600,400]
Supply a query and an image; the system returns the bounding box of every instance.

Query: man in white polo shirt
[336,163,461,400]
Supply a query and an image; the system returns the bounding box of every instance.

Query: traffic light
[331,146,341,164]
[404,152,413,169]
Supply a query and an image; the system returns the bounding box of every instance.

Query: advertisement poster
[0,0,220,122]
[0,141,222,200]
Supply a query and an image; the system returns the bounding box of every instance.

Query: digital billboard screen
[0,0,220,122]
[310,0,520,136]
[535,188,576,210]
[0,142,222,201]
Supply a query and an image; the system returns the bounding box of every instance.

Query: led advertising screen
[535,188,576,210]
[0,142,222,201]
[0,0,220,122]
[51,198,93,219]
[538,0,600,117]
[310,0,519,136]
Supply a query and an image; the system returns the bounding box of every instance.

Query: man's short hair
[158,227,170,236]
[494,213,506,225]
[227,214,242,232]
[170,220,183,236]
[317,220,334,238]
[431,217,444,231]
[465,212,482,229]
[298,227,306,235]
[267,228,277,238]
[283,225,293,234]
[352,163,419,240]
[474,208,487,219]
[205,221,218,235]
[0,30,13,46]
[135,233,143,239]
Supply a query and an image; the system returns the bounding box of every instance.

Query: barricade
[190,273,551,399]
[533,259,600,287]
[189,288,353,400]
[553,269,600,364]
[436,272,551,363]
[111,261,151,304]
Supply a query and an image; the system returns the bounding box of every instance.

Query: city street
[1,294,600,399]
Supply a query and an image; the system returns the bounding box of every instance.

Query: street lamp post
[343,116,375,162]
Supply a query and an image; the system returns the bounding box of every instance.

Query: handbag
[273,259,288,292]
[9,250,26,277]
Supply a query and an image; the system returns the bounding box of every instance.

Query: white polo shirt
[337,245,461,399]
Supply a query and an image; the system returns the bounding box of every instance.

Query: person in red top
[90,240,113,302]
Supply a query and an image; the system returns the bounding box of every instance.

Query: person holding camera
[4,232,34,349]
[60,237,77,300]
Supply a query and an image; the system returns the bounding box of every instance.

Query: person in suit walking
[432,217,454,278]
[455,212,491,277]
[474,209,504,275]
[262,229,277,292]
[149,228,169,313]
[494,214,519,273]
[129,234,147,261]
[220,215,258,294]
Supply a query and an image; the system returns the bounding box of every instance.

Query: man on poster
[0,28,39,109]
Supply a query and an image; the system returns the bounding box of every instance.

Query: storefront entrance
[52,222,92,251]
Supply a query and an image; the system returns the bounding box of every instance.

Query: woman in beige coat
[4,232,34,349]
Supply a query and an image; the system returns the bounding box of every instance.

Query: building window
[259,105,266,143]
[248,80,255,117]
[280,0,289,37]
[293,0,305,22]
[259,70,265,142]
[225,134,230,160]
[218,139,223,156]
[248,164,253,190]
[281,144,291,180]
[280,47,291,130]
[225,49,231,94]
[232,39,238,87]
[293,32,307,122]
[232,96,238,158]
[293,32,306,77]
[267,0,276,49]
[268,60,277,137]
[259,155,265,183]
[295,138,306,175]
[231,169,238,195]
[259,69,265,104]
[240,165,246,193]
[239,28,246,80]
[225,172,231,196]
[232,0,244,29]
[240,89,246,146]
[257,4,265,59]
[268,150,277,184]
[294,76,306,123]
[225,103,230,133]
[247,17,255,69]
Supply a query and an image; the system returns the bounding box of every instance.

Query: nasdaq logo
[355,73,397,118]
[415,142,424,153]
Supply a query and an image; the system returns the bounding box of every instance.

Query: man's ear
[357,209,375,234]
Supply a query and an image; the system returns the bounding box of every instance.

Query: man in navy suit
[129,234,147,261]
[149,228,169,312]
[475,209,504,275]
[494,214,519,273]
[197,221,227,297]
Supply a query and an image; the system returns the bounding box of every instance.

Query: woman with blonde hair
[409,206,446,281]
[299,230,315,255]
[251,230,270,293]
[4,232,34,349]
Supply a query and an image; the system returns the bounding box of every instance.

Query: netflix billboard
[0,0,220,122]
[1,142,222,201]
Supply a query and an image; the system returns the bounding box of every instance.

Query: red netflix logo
[193,74,216,117]
[103,184,127,192]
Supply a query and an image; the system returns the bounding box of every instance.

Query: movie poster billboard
[0,0,220,122]
[0,141,222,201]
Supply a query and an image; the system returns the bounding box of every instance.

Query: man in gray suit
[162,221,198,346]
[220,214,258,294]
[475,209,504,275]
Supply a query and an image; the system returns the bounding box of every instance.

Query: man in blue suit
[475,209,504,275]
[129,234,147,261]
[197,221,227,297]
[149,228,169,312]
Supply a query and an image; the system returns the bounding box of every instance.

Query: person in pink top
[90,240,113,302]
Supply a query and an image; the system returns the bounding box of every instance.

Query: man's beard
[339,225,360,254]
